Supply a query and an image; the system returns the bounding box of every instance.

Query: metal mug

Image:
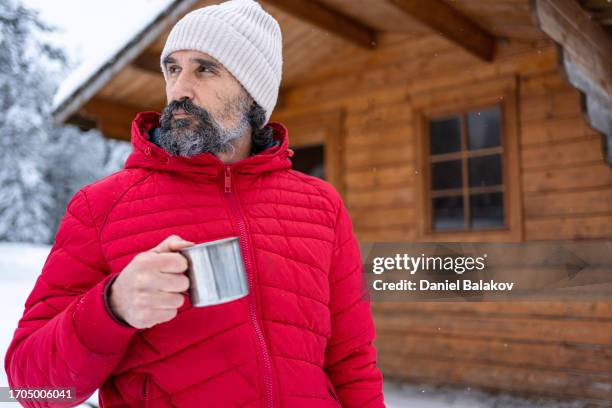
[179,237,249,307]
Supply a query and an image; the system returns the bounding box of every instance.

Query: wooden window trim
[270,108,346,199]
[413,76,523,242]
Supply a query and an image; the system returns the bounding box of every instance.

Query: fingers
[152,292,186,310]
[137,252,188,274]
[145,309,178,326]
[151,234,194,254]
[152,272,191,293]
[133,291,185,310]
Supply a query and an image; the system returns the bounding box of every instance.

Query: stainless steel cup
[179,237,249,307]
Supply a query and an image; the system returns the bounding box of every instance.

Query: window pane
[291,144,325,179]
[467,107,501,150]
[433,196,464,230]
[469,154,502,187]
[430,116,461,154]
[470,192,504,229]
[432,160,462,190]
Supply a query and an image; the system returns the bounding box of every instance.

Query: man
[5,0,385,407]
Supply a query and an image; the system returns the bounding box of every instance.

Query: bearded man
[5,1,385,407]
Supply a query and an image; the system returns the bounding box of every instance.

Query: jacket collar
[124,111,293,177]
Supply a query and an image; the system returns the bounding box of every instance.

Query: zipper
[223,165,275,408]
[224,166,232,194]
[141,374,151,408]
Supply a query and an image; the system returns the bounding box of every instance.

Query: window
[413,77,522,242]
[270,108,345,197]
[429,106,504,231]
[291,144,325,180]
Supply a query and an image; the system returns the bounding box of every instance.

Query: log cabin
[52,0,612,406]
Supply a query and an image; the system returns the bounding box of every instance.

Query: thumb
[151,234,195,253]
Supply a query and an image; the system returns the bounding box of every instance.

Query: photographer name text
[372,279,514,291]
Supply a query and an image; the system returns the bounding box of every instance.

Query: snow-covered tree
[0,0,65,243]
[0,0,132,244]
[45,126,131,233]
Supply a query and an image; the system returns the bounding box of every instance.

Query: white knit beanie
[160,0,283,124]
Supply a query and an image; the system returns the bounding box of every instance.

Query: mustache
[162,99,212,122]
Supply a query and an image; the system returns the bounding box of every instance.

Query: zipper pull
[224,166,232,194]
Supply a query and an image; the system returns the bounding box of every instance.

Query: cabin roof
[51,0,612,163]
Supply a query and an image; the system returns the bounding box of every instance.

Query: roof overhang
[51,0,199,126]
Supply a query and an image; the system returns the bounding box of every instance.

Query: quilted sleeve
[323,199,385,407]
[4,190,138,408]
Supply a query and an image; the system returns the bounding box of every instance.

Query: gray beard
[158,97,251,157]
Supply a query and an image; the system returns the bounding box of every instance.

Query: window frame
[270,108,346,199]
[413,76,523,242]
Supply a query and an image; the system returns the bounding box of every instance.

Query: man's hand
[109,235,194,329]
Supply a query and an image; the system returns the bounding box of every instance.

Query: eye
[198,65,214,74]
[168,65,180,74]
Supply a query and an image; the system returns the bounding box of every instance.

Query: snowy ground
[0,242,587,408]
[382,382,585,408]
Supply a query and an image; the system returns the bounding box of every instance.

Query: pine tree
[45,126,131,235]
[0,0,132,243]
[0,0,64,243]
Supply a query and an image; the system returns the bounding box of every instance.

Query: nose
[167,71,196,102]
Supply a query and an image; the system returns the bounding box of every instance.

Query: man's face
[159,50,252,157]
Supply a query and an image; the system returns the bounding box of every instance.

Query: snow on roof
[52,0,197,123]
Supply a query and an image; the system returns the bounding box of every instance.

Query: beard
[157,93,251,157]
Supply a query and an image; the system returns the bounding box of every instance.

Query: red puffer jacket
[5,112,385,408]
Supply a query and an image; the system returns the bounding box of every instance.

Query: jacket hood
[124,111,293,176]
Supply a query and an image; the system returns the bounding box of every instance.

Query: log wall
[271,32,612,406]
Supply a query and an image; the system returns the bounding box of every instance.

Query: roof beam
[533,0,612,164]
[388,0,496,61]
[70,98,152,141]
[133,50,163,75]
[264,0,376,50]
[533,0,612,95]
